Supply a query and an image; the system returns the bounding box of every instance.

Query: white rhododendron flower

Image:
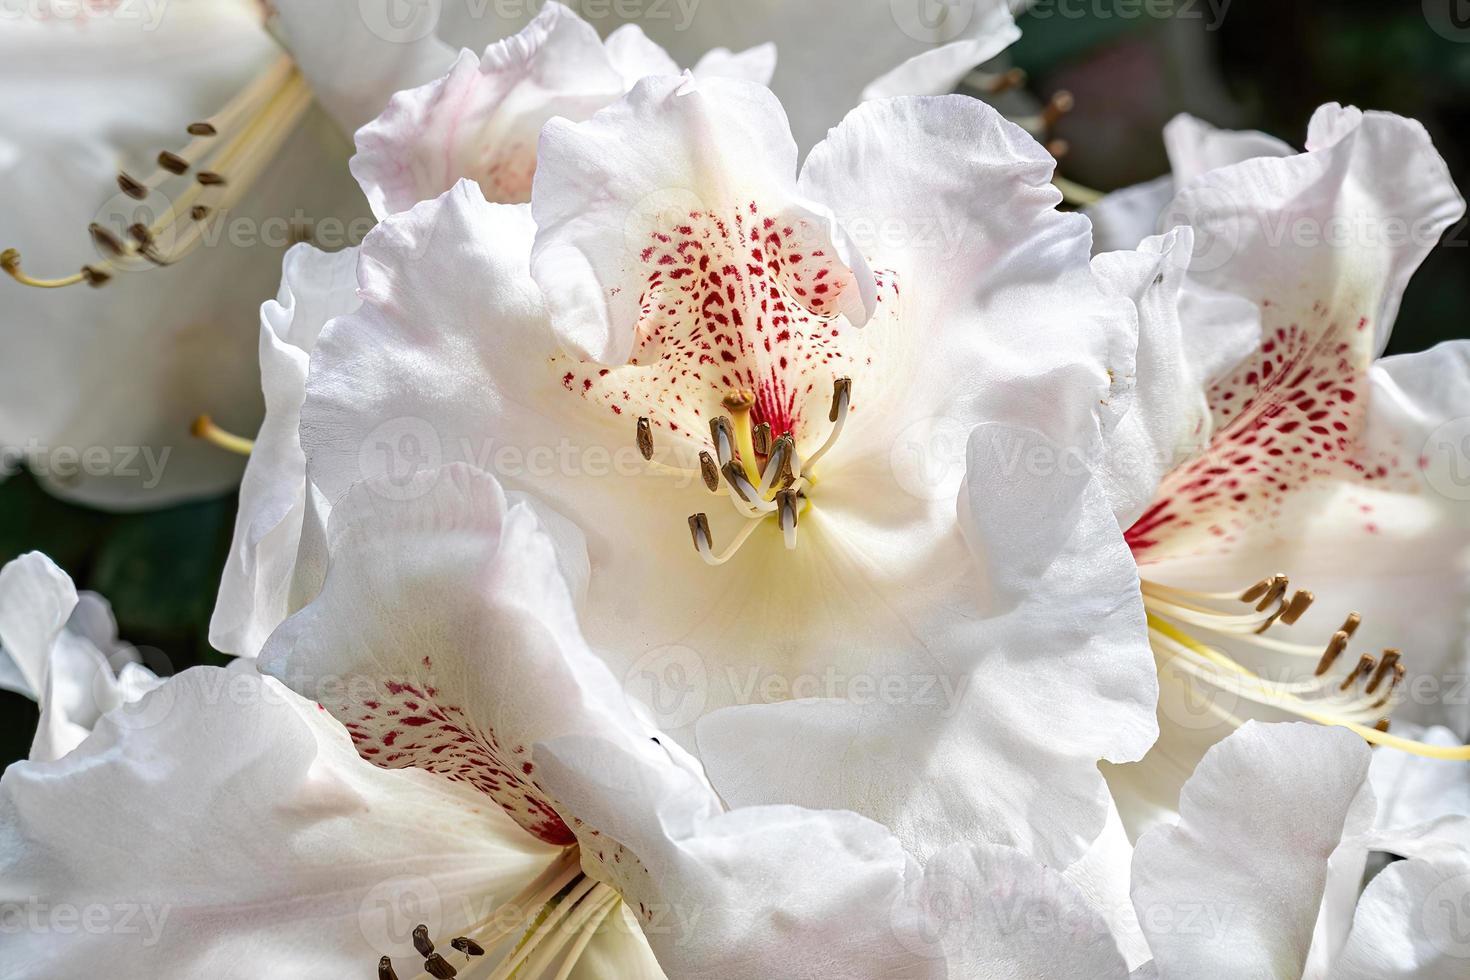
[1092,105,1470,834]
[0,0,455,507]
[0,553,161,762]
[0,464,1136,979]
[1130,721,1470,979]
[352,2,775,216]
[3,0,986,507]
[285,72,1163,866]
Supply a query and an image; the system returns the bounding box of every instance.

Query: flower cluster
[1,3,1467,979]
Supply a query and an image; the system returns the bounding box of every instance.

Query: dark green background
[3,1,1467,765]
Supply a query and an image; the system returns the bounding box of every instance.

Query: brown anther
[1315,630,1350,676]
[1279,590,1314,626]
[1240,576,1276,604]
[698,451,720,492]
[688,513,711,551]
[1367,650,1401,695]
[636,417,653,461]
[1041,90,1074,129]
[984,66,1026,94]
[190,205,211,221]
[423,953,457,979]
[196,171,226,186]
[709,416,734,455]
[187,121,217,137]
[1373,718,1391,733]
[1254,575,1289,613]
[116,171,147,200]
[1340,654,1376,692]
[777,488,799,528]
[80,265,111,287]
[411,924,434,958]
[0,249,19,273]
[378,955,399,980]
[721,460,753,501]
[721,389,755,413]
[156,150,189,175]
[1372,663,1407,709]
[1339,612,1362,640]
[829,376,852,423]
[752,421,771,456]
[127,223,153,246]
[88,223,126,258]
[773,435,796,487]
[450,937,484,957]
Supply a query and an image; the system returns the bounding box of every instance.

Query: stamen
[1367,650,1401,694]
[379,955,399,980]
[190,414,254,455]
[1340,654,1376,692]
[699,451,720,492]
[116,172,148,200]
[422,954,456,979]
[721,462,776,512]
[777,489,799,550]
[752,421,772,456]
[1315,631,1350,676]
[710,416,735,467]
[1278,589,1314,626]
[412,924,435,958]
[4,55,308,290]
[157,150,190,175]
[689,512,765,565]
[636,417,653,461]
[803,376,851,470]
[449,938,484,957]
[757,435,793,497]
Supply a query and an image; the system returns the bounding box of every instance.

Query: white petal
[269,0,455,133]
[1370,724,1470,829]
[689,43,778,85]
[531,73,874,362]
[1094,227,1207,526]
[697,423,1158,867]
[1162,113,1294,188]
[1065,798,1152,971]
[351,5,626,216]
[260,462,658,846]
[798,95,1137,459]
[0,665,554,978]
[211,244,361,659]
[905,843,1128,979]
[0,552,77,700]
[602,23,681,83]
[1332,826,1470,980]
[861,2,1020,100]
[1131,721,1375,980]
[1088,175,1177,255]
[1134,106,1465,564]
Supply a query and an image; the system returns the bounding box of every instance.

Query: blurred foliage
[2,1,1467,766]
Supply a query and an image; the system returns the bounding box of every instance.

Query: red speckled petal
[531,73,875,364]
[1130,105,1465,563]
[260,463,664,845]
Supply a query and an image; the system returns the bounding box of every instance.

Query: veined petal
[269,0,455,133]
[260,462,659,846]
[531,73,875,363]
[696,424,1158,867]
[861,1,1020,100]
[1131,106,1465,564]
[351,4,626,217]
[211,243,361,658]
[1094,228,1207,526]
[0,665,554,979]
[1131,721,1375,980]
